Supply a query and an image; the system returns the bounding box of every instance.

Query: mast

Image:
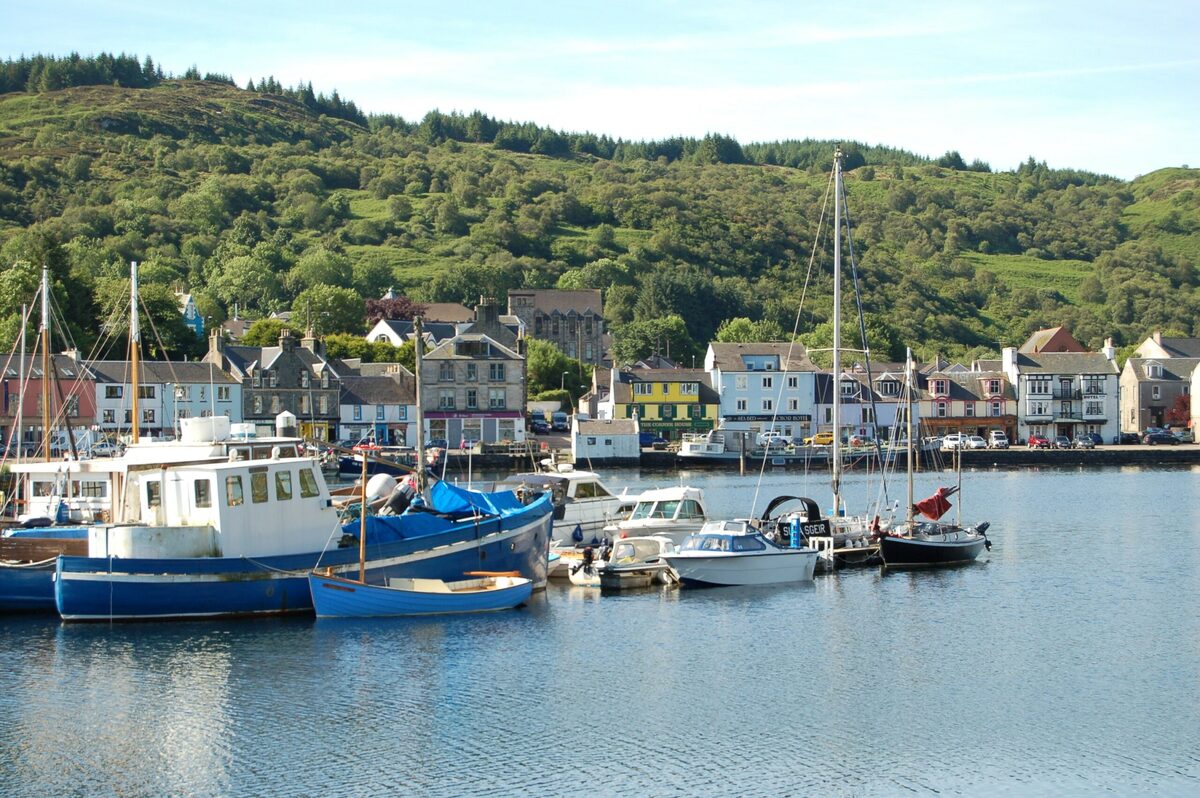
[830,147,843,517]
[39,266,51,460]
[413,316,427,496]
[130,261,140,444]
[16,303,25,464]
[358,446,369,582]
[906,348,915,526]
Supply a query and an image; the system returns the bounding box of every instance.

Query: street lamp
[561,371,569,393]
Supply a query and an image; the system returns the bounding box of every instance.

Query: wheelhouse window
[226,476,244,506]
[194,479,212,508]
[146,480,161,509]
[250,470,268,503]
[275,471,293,501]
[731,535,766,552]
[299,468,319,498]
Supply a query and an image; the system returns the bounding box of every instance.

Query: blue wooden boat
[308,572,532,617]
[0,526,89,612]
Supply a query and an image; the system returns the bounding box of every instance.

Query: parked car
[756,432,793,448]
[1172,429,1194,443]
[529,420,550,435]
[1116,432,1141,445]
[1143,431,1180,445]
[1053,435,1072,449]
[1027,434,1051,449]
[425,438,449,450]
[804,431,835,446]
[1082,432,1103,446]
[987,431,1009,449]
[639,432,668,449]
[1071,435,1095,449]
[90,440,123,457]
[964,435,987,450]
[940,433,965,451]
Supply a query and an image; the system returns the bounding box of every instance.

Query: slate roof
[1154,338,1200,358]
[340,374,414,406]
[422,303,475,323]
[90,361,236,384]
[1,354,93,380]
[610,369,719,405]
[708,342,814,372]
[372,319,459,344]
[1013,352,1118,375]
[578,418,637,435]
[508,289,603,316]
[1124,357,1200,382]
[424,334,522,361]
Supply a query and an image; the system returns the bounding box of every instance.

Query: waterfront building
[599,367,719,441]
[572,417,640,463]
[1133,330,1200,360]
[365,318,459,348]
[1003,337,1119,443]
[702,342,818,441]
[1,353,96,453]
[90,360,240,439]
[204,328,345,441]
[1119,357,1198,433]
[916,366,1017,441]
[420,328,526,446]
[338,371,416,446]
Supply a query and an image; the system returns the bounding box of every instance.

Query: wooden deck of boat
[0,536,88,561]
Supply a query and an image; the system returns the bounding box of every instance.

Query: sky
[4,0,1198,178]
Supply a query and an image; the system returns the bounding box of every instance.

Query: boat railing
[810,536,836,566]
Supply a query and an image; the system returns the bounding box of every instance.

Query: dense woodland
[1,52,1198,374]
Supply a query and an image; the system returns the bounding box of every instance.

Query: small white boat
[497,463,631,547]
[604,486,708,548]
[662,521,817,587]
[598,535,677,589]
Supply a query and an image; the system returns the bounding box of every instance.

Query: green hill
[0,77,1197,365]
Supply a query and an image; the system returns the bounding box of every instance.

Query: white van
[940,433,965,451]
[987,431,1009,449]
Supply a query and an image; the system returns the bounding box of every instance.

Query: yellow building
[608,368,719,440]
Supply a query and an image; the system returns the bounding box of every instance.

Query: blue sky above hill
[4,0,1198,178]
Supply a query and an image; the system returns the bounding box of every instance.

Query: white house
[90,361,241,439]
[703,342,819,440]
[338,372,416,446]
[1003,340,1120,443]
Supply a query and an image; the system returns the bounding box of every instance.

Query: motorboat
[597,535,676,589]
[661,521,817,587]
[497,462,631,546]
[603,486,708,547]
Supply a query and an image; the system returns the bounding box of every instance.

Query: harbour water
[1,465,1198,796]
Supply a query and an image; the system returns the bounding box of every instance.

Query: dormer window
[1147,363,1162,379]
[321,373,330,389]
[300,372,309,388]
[931,379,949,396]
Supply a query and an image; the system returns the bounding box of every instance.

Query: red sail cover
[914,486,959,520]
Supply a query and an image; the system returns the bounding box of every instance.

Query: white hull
[664,549,817,587]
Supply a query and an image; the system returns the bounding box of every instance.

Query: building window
[226,475,244,506]
[253,395,264,414]
[268,371,277,388]
[270,395,281,414]
[1086,401,1102,416]
[931,380,948,396]
[321,373,330,389]
[634,383,653,396]
[787,376,799,389]
[376,405,385,421]
[318,396,329,414]
[965,402,975,417]
[138,386,155,399]
[124,409,132,424]
[103,409,115,424]
[987,379,1001,395]
[788,399,799,411]
[661,384,669,395]
[217,386,231,401]
[762,376,773,390]
[736,399,747,411]
[840,381,857,398]
[1030,400,1049,416]
[1152,386,1161,400]
[194,479,212,508]
[489,363,505,381]
[353,405,362,421]
[937,401,948,418]
[252,374,261,388]
[105,386,122,399]
[142,409,155,424]
[439,363,454,382]
[1028,378,1051,395]
[488,388,505,409]
[680,383,698,396]
[299,395,309,414]
[398,406,407,420]
[439,390,456,409]
[662,404,675,419]
[466,389,478,409]
[466,363,477,381]
[761,399,774,411]
[300,372,309,388]
[990,401,1001,416]
[735,376,747,391]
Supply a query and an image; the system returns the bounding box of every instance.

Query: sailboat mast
[130,261,140,444]
[831,147,843,517]
[358,448,368,582]
[17,303,25,464]
[906,348,915,525]
[40,266,51,460]
[413,316,426,495]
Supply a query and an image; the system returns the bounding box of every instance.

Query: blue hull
[54,496,552,621]
[0,561,58,612]
[309,574,532,617]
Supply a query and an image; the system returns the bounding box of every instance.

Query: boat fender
[571,525,584,543]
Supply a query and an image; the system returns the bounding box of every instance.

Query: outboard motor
[383,475,418,515]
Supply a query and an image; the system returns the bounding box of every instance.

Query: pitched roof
[340,374,414,405]
[1155,337,1200,358]
[422,302,474,323]
[578,418,637,435]
[1013,352,1118,375]
[708,342,814,372]
[90,360,236,385]
[1124,357,1200,382]
[1,354,94,380]
[1019,326,1085,354]
[424,333,522,361]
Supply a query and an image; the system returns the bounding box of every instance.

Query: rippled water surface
[2,465,1199,796]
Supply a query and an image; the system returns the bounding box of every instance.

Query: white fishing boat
[662,521,817,587]
[602,485,708,547]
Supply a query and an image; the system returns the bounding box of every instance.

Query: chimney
[1153,330,1162,345]
[279,328,295,351]
[301,328,322,355]
[1102,337,1116,362]
[475,295,500,327]
[207,328,225,361]
[1001,346,1017,380]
